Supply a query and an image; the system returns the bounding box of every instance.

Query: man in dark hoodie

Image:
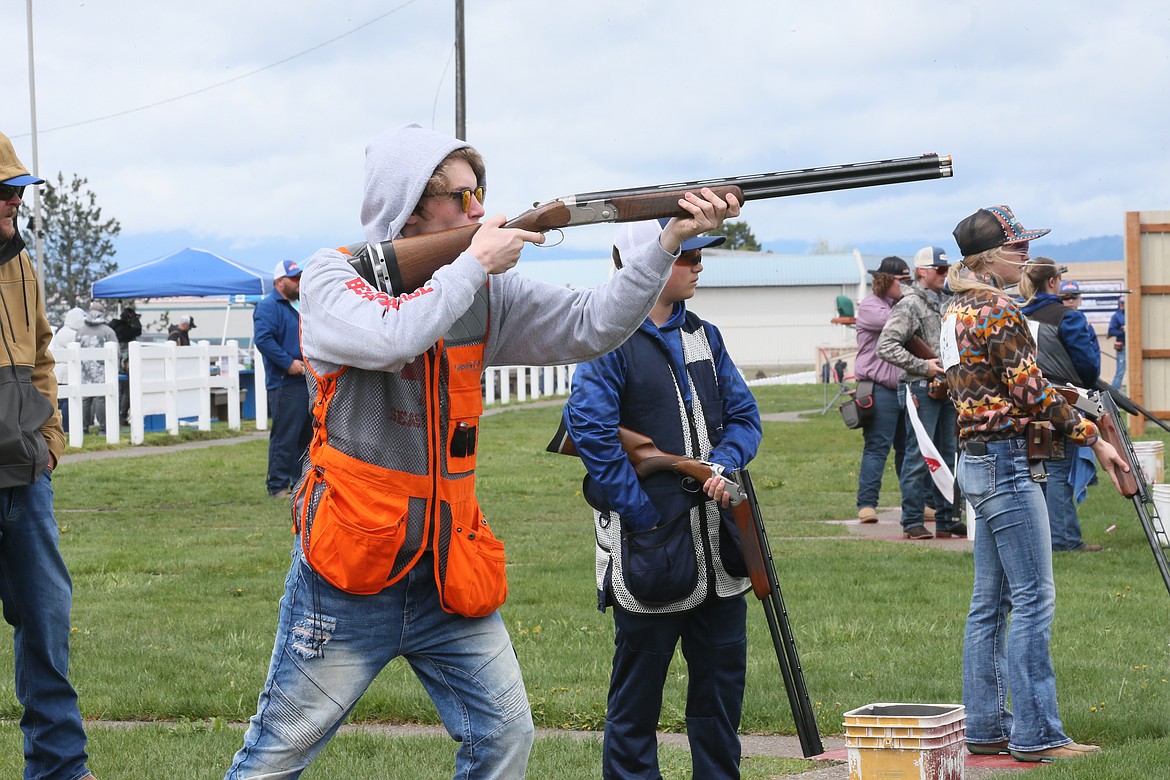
[224,124,738,779]
[0,131,97,779]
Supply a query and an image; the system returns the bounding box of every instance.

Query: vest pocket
[438,498,508,618]
[302,477,410,595]
[619,511,699,606]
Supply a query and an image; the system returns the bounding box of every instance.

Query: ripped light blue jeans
[225,543,534,779]
[957,439,1072,753]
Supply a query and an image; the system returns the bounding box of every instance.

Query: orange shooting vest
[293,286,507,617]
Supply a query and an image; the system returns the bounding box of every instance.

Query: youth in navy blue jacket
[1020,260,1102,552]
[564,221,761,780]
[253,260,313,497]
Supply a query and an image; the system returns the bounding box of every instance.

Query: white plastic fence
[482,365,574,406]
[59,349,572,449]
[125,340,244,445]
[56,342,120,448]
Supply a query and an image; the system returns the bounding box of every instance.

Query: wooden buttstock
[552,424,715,484]
[905,335,937,361]
[1098,413,1140,498]
[390,224,482,293]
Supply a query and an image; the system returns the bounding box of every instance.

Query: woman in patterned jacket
[943,205,1127,763]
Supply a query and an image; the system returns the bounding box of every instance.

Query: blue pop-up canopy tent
[91,247,270,299]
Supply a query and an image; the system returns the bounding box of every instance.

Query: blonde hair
[413,147,487,217]
[1017,257,1060,301]
[947,245,1017,295]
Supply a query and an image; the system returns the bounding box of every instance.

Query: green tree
[25,172,121,322]
[810,239,852,254]
[707,220,761,252]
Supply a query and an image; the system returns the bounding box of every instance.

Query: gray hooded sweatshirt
[300,123,677,376]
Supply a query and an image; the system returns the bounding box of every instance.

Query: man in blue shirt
[253,260,312,497]
[563,219,762,779]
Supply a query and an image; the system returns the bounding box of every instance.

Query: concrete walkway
[84,719,1033,778]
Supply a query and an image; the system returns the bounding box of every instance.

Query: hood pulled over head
[63,307,86,331]
[360,124,471,244]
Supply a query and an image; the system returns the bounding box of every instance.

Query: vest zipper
[425,343,442,551]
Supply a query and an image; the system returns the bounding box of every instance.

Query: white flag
[905,394,955,497]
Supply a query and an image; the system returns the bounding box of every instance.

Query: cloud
[3,0,1167,267]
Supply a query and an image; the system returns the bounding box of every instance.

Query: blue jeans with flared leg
[225,544,534,779]
[957,438,1072,753]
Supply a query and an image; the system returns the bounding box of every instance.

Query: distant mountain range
[760,235,1125,263]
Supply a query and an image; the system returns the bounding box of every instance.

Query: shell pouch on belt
[301,446,420,595]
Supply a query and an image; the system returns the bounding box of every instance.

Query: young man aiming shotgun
[223,124,739,779]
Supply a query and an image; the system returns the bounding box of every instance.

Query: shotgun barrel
[346,153,954,295]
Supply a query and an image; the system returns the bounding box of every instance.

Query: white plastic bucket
[1133,441,1164,485]
[1150,484,1170,548]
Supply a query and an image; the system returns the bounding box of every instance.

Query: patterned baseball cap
[952,205,1050,257]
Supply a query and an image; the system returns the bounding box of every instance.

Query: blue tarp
[91,247,270,298]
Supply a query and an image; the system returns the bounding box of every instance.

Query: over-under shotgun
[346,153,954,294]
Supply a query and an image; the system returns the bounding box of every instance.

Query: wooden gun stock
[905,334,937,361]
[729,498,771,599]
[1050,386,1138,498]
[551,424,716,485]
[1097,412,1140,498]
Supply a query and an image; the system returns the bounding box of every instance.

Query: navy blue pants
[604,595,748,779]
[265,381,312,495]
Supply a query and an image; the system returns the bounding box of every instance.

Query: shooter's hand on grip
[468,214,545,275]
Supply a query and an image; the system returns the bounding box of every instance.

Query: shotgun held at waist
[346,153,954,295]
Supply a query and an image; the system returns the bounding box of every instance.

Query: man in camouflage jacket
[876,246,965,539]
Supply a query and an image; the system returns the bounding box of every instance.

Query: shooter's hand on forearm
[1091,438,1130,494]
[468,214,545,275]
[658,188,741,255]
[704,473,735,509]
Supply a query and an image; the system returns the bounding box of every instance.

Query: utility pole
[455,0,466,140]
[25,0,46,301]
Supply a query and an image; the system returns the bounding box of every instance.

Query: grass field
[1,384,1167,778]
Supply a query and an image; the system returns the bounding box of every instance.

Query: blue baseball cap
[657,218,726,252]
[273,260,303,280]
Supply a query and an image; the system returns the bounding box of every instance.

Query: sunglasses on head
[443,186,485,213]
[0,184,26,201]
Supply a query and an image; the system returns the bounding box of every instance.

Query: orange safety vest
[293,286,507,617]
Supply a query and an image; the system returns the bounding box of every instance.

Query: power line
[14,0,423,138]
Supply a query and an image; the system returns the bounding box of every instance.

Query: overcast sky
[3,0,1168,269]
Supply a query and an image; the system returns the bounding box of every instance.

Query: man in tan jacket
[0,129,97,780]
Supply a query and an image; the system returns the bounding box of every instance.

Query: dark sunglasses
[0,184,26,201]
[444,186,485,213]
[675,250,703,267]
